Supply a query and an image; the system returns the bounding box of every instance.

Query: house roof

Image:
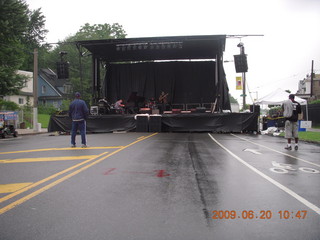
[76,35,226,62]
[39,69,65,97]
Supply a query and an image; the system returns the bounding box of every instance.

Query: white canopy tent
[255,88,309,120]
[255,88,307,105]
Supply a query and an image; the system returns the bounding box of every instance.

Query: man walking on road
[282,94,301,150]
[69,92,89,148]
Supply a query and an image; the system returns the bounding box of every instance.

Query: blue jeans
[71,120,86,145]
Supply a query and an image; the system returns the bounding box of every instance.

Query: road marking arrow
[243,149,262,155]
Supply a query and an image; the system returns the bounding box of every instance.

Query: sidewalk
[17,128,48,135]
[308,128,320,132]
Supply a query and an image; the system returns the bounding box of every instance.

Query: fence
[302,103,320,127]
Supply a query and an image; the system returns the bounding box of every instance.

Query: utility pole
[33,48,38,132]
[310,60,314,98]
[235,42,248,110]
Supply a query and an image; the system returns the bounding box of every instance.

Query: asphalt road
[0,132,319,240]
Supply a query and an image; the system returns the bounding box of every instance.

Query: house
[3,70,34,106]
[297,74,320,101]
[38,68,72,108]
[4,69,72,109]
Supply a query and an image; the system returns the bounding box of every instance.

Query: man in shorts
[282,94,301,150]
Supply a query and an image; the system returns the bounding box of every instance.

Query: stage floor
[48,112,259,133]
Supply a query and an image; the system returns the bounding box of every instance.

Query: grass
[279,131,320,143]
[298,131,320,143]
[38,114,51,128]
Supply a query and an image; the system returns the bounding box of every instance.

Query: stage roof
[76,35,226,62]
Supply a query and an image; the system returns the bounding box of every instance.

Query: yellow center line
[0,155,98,163]
[0,146,124,155]
[0,132,158,215]
[0,183,33,193]
[0,152,108,204]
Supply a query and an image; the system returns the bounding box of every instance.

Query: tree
[229,94,238,104]
[20,7,49,71]
[44,23,126,103]
[0,0,48,96]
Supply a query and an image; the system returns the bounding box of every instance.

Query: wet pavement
[0,132,319,240]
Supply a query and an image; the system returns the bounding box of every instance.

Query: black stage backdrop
[104,61,230,109]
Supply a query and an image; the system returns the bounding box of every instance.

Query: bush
[38,104,57,115]
[309,99,320,105]
[0,99,20,110]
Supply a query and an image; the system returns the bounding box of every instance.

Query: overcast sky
[26,0,320,105]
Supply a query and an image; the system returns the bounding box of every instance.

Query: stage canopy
[76,35,231,110]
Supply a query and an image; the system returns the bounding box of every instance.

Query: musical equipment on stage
[196,107,206,113]
[172,109,182,114]
[159,92,169,103]
[139,108,151,114]
[90,106,98,115]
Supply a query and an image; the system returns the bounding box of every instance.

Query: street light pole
[239,44,246,110]
[33,48,38,132]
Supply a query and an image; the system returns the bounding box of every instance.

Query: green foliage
[38,104,57,115]
[44,23,127,104]
[60,99,71,111]
[229,94,238,104]
[309,99,320,105]
[0,0,48,96]
[20,104,33,127]
[0,99,20,110]
[269,106,282,117]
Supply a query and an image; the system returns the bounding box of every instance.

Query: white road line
[231,133,320,168]
[208,133,320,216]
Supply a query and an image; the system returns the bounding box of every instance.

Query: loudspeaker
[136,116,149,132]
[56,62,69,79]
[250,105,260,113]
[149,115,161,132]
[234,54,248,73]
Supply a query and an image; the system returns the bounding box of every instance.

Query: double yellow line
[0,133,158,215]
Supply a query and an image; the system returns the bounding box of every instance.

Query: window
[19,98,24,104]
[42,85,46,94]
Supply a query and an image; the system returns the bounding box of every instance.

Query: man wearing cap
[69,92,89,148]
[282,94,302,150]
